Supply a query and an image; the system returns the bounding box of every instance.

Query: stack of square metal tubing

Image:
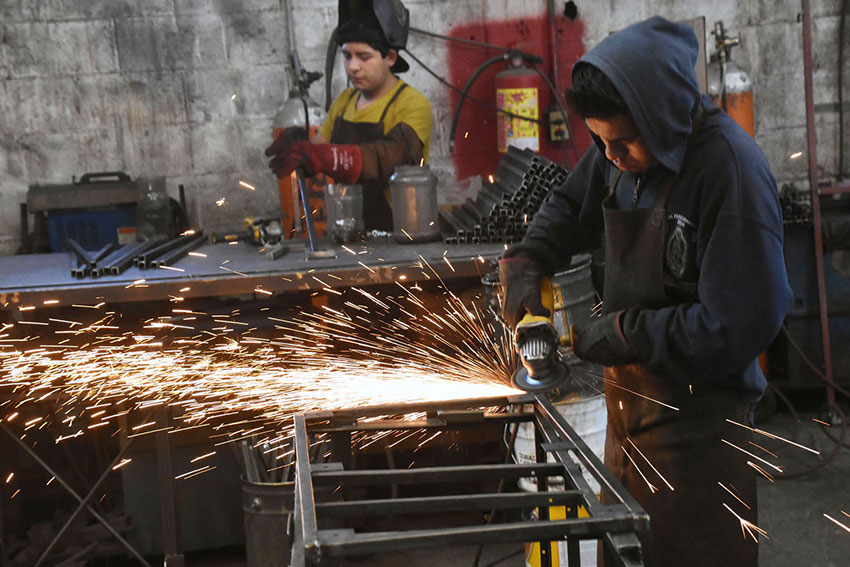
[68,231,206,278]
[440,146,569,245]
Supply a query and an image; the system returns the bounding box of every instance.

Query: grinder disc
[511,361,569,392]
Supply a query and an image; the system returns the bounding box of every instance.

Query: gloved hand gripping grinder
[512,277,576,392]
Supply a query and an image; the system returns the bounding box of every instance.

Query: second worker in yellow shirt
[266,0,432,231]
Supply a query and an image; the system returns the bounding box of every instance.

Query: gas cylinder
[495,59,550,154]
[272,90,328,238]
[707,21,754,137]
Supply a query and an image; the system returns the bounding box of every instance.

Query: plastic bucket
[514,394,607,567]
[241,478,294,567]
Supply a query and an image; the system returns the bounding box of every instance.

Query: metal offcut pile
[440,146,569,245]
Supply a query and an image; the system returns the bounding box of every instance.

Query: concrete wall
[0,0,843,255]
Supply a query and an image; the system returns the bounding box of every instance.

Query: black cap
[337,0,410,73]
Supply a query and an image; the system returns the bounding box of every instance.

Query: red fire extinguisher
[495,57,550,154]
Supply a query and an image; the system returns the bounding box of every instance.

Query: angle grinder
[512,277,576,392]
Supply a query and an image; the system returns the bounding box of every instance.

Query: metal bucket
[551,254,598,340]
[241,478,294,567]
[389,165,440,243]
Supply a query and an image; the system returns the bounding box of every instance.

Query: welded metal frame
[290,394,650,567]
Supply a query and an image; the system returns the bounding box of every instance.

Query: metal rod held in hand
[296,167,320,253]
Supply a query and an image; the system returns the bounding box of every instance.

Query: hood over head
[576,16,701,173]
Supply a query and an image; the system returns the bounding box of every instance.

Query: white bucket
[513,394,607,567]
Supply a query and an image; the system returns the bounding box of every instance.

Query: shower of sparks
[239,181,255,191]
[621,446,657,493]
[824,514,850,534]
[603,378,679,411]
[216,198,227,207]
[626,437,674,491]
[722,439,783,473]
[0,269,520,457]
[789,151,803,159]
[726,419,820,455]
[718,482,751,510]
[723,503,768,541]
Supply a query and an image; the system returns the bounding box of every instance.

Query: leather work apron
[599,170,759,567]
[330,84,408,231]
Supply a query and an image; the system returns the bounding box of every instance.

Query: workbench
[0,239,505,308]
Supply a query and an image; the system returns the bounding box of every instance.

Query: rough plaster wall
[0,0,844,255]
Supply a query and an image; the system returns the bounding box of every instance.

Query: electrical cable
[766,324,850,480]
[404,49,549,127]
[410,26,509,52]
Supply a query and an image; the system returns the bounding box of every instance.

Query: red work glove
[265,127,307,156]
[270,141,363,183]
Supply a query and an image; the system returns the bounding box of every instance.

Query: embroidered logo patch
[665,214,696,280]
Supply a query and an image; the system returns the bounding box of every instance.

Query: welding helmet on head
[337,0,410,73]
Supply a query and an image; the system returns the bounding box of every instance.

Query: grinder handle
[514,277,577,346]
[513,276,555,329]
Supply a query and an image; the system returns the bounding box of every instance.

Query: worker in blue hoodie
[499,17,792,567]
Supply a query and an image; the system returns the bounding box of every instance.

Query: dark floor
[169,399,850,567]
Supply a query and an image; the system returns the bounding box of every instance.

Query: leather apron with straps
[599,126,759,566]
[330,83,408,231]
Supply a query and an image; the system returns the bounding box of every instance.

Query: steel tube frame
[291,394,650,567]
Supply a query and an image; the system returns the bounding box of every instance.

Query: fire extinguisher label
[496,87,539,153]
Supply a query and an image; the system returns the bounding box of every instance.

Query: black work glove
[573,311,637,366]
[265,127,308,175]
[498,257,549,330]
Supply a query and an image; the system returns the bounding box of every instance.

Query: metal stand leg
[155,409,184,567]
[0,476,6,567]
[0,425,153,566]
[33,439,136,567]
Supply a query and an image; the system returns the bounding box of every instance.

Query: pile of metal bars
[441,147,569,245]
[67,232,206,278]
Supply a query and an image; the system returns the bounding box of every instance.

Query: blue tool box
[46,204,137,252]
[27,171,139,252]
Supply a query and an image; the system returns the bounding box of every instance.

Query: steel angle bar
[304,395,532,423]
[316,490,584,518]
[293,414,321,563]
[310,462,566,487]
[315,515,639,558]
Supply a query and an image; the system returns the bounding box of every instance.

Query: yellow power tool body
[512,277,575,392]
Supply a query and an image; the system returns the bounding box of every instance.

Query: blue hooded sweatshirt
[508,17,793,401]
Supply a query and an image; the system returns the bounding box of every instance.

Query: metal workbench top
[0,239,505,308]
